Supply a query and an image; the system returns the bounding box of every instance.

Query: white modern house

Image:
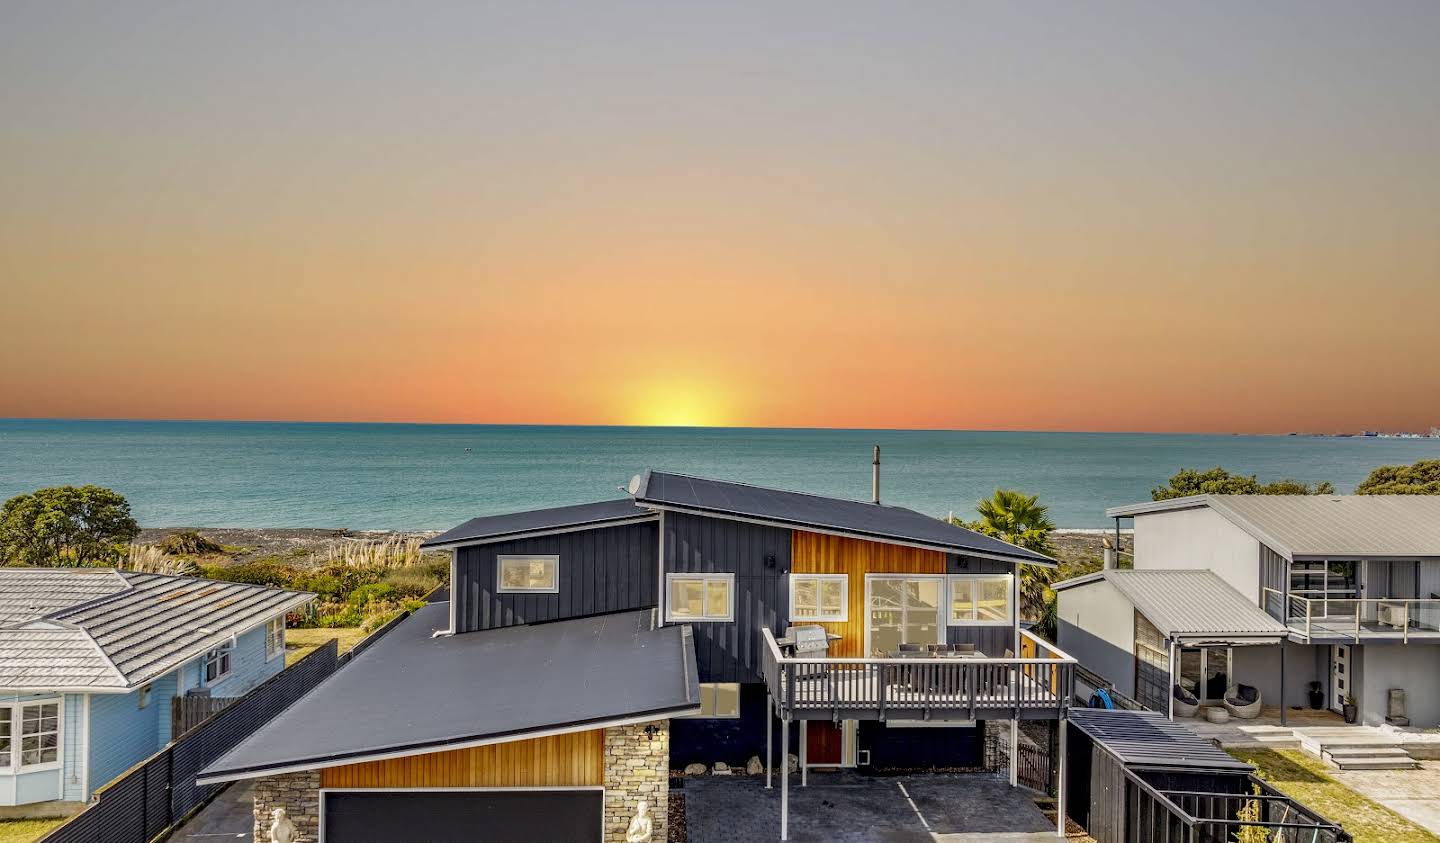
[1056,495,1440,729]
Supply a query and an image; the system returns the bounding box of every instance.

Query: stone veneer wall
[603,719,669,843]
[253,770,320,842]
[247,720,669,843]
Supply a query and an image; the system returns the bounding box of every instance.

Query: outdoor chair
[1173,684,1201,717]
[1223,684,1262,719]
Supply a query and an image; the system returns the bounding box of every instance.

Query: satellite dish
[626,474,643,496]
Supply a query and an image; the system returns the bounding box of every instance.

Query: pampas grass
[124,544,200,576]
[315,535,425,569]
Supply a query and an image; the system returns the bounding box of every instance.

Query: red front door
[806,722,844,766]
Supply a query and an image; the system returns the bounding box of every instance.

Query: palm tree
[950,489,1056,624]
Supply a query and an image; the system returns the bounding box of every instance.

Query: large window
[666,573,734,622]
[693,683,741,718]
[1289,561,1358,617]
[497,556,560,593]
[265,616,285,662]
[1178,646,1231,702]
[204,642,233,685]
[0,701,61,771]
[1133,611,1170,712]
[789,574,847,621]
[947,575,1011,625]
[867,576,944,656]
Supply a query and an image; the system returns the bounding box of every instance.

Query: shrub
[158,530,224,556]
[381,567,441,599]
[348,582,398,608]
[316,606,363,628]
[202,560,301,589]
[299,573,346,601]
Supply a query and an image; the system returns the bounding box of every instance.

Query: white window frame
[946,574,1014,626]
[664,573,735,622]
[0,699,63,773]
[864,574,947,656]
[788,574,848,622]
[691,682,742,719]
[496,555,561,594]
[203,642,234,685]
[265,616,286,662]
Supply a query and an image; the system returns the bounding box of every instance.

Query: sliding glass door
[866,576,944,657]
[1178,646,1231,702]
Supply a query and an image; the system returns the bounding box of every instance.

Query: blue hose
[1089,688,1116,709]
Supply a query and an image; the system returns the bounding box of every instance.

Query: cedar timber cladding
[664,512,790,683]
[454,521,658,633]
[319,731,604,788]
[790,531,946,658]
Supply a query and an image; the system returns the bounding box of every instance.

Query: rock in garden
[712,761,732,775]
[683,763,707,776]
[746,756,764,775]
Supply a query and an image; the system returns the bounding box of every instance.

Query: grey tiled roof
[0,568,129,624]
[0,569,313,691]
[1054,569,1287,639]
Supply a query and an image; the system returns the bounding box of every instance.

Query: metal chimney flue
[871,445,881,504]
[1102,535,1116,569]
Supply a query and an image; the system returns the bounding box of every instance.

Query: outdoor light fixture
[643,725,661,742]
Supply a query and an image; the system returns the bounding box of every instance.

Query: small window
[19,702,59,768]
[0,707,11,770]
[265,616,286,662]
[693,683,741,718]
[666,573,734,622]
[948,575,1012,625]
[137,684,152,710]
[204,643,234,684]
[497,556,560,593]
[789,574,847,621]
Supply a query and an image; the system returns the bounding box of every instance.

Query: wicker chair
[1224,684,1263,719]
[1172,684,1201,717]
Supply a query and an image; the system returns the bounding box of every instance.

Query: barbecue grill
[776,625,841,680]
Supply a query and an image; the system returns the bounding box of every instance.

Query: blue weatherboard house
[0,568,312,807]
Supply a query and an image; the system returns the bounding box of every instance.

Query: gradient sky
[3,2,1437,432]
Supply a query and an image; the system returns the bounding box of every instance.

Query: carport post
[1009,718,1018,786]
[781,715,790,840]
[1055,716,1067,838]
[1279,643,1288,726]
[766,694,774,789]
[1167,640,1176,720]
[800,721,808,787]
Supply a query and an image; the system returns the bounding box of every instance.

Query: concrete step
[1329,757,1419,770]
[1320,745,1417,770]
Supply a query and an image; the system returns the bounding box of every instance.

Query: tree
[952,489,1056,622]
[0,485,140,566]
[1356,459,1440,495]
[1152,467,1334,501]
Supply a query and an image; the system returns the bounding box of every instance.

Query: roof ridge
[642,469,882,507]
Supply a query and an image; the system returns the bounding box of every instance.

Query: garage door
[321,789,603,842]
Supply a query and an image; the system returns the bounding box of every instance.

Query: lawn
[285,626,369,665]
[1226,748,1440,843]
[0,817,66,843]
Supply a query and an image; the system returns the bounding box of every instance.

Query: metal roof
[1053,569,1288,639]
[198,604,700,783]
[0,568,129,624]
[421,498,654,549]
[0,569,313,691]
[636,470,1055,565]
[1069,708,1252,771]
[1105,495,1440,560]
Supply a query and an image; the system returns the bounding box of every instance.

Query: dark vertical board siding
[453,522,658,633]
[663,513,790,683]
[946,554,1020,656]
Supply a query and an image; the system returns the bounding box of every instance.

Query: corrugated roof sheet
[1069,708,1252,771]
[199,604,699,782]
[1053,569,1288,639]
[421,498,652,548]
[637,471,1055,564]
[0,569,313,690]
[0,568,129,624]
[1106,495,1440,559]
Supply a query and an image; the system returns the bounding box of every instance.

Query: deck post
[1009,718,1018,787]
[1056,715,1067,838]
[766,693,774,789]
[1279,643,1287,727]
[1167,640,1176,720]
[780,715,790,841]
[800,720,808,787]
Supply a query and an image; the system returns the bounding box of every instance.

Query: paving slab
[170,780,253,842]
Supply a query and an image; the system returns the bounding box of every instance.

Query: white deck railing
[760,627,1075,720]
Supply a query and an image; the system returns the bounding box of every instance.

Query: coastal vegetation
[0,484,140,565]
[951,489,1059,636]
[1152,467,1335,500]
[1356,459,1440,495]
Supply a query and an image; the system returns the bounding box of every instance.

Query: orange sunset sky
[3,3,1437,433]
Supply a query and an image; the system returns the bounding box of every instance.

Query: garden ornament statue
[625,799,653,843]
[268,807,297,843]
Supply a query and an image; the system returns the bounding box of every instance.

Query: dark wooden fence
[171,695,239,738]
[39,640,340,843]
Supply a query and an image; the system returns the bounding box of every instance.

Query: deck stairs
[1297,727,1419,770]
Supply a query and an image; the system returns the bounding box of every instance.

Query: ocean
[1,420,1436,529]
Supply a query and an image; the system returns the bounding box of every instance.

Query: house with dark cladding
[199,467,1077,842]
[1057,494,1440,732]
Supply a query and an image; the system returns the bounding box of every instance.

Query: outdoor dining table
[887,650,992,695]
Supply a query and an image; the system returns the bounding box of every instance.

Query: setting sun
[620,377,739,428]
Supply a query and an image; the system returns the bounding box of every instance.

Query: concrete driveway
[681,771,1057,842]
[169,781,253,842]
